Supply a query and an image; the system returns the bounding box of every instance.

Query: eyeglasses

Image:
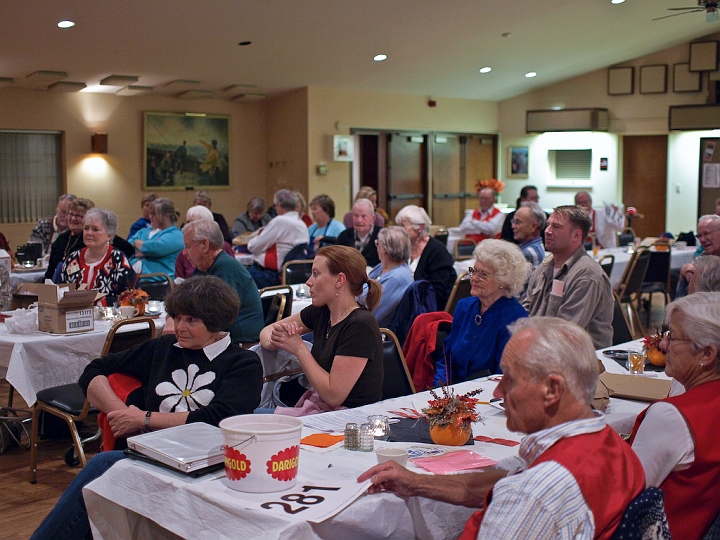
[67,212,85,220]
[467,267,494,281]
[660,325,692,344]
[696,229,720,240]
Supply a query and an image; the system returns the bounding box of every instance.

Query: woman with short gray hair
[395,204,456,308]
[59,208,135,305]
[367,226,414,327]
[434,239,530,385]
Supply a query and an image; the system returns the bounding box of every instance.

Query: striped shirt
[478,413,607,540]
[519,236,545,269]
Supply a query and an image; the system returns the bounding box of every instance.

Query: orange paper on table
[301,433,345,448]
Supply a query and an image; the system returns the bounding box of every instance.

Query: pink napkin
[411,450,497,474]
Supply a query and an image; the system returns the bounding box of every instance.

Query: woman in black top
[260,245,384,409]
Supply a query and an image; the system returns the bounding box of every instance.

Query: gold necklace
[326,305,356,339]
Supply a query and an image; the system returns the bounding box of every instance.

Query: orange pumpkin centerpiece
[117,288,149,316]
[422,386,483,446]
[642,331,667,368]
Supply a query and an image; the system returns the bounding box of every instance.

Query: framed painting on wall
[607,66,634,96]
[333,135,354,162]
[639,64,667,94]
[144,112,230,190]
[673,63,702,93]
[508,146,529,178]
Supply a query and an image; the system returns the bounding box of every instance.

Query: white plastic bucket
[219,414,303,493]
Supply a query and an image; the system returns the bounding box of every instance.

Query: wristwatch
[144,411,152,432]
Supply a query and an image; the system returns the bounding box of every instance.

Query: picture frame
[639,64,667,94]
[607,66,634,96]
[689,41,718,72]
[144,111,230,190]
[674,62,702,92]
[333,135,354,162]
[508,146,529,178]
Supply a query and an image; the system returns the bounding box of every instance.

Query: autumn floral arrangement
[422,386,483,428]
[642,329,667,367]
[475,178,505,194]
[118,288,149,307]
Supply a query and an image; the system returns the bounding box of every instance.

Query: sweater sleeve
[78,340,159,395]
[140,227,184,258]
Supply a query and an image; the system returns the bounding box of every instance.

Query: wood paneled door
[622,135,667,240]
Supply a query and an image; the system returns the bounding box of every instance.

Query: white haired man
[459,187,505,243]
[337,198,382,267]
[359,317,645,539]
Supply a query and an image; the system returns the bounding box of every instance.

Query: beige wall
[498,34,715,233]
[306,87,499,216]
[0,88,266,249]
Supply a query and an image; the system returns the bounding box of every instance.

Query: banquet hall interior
[1,0,720,536]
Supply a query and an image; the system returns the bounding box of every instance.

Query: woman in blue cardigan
[129,198,184,279]
[434,239,531,385]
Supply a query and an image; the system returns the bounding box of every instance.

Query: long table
[83,375,648,540]
[0,313,165,406]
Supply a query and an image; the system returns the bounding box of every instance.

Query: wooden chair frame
[453,239,476,261]
[615,247,651,338]
[379,328,416,400]
[281,259,314,285]
[138,272,174,300]
[30,317,155,483]
[597,253,615,279]
[444,272,471,315]
[259,285,293,322]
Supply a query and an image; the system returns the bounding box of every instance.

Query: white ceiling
[1,0,719,102]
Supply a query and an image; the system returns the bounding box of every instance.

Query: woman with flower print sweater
[31,275,262,540]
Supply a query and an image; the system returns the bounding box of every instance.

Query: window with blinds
[554,149,592,179]
[0,130,63,223]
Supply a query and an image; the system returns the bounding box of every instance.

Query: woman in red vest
[630,292,720,540]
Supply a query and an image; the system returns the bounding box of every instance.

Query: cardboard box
[599,372,671,402]
[36,283,100,334]
[12,282,41,310]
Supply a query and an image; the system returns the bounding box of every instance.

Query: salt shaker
[359,423,374,452]
[344,422,360,451]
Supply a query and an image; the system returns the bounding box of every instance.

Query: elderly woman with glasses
[367,226,413,328]
[629,292,720,540]
[434,239,530,386]
[394,205,457,309]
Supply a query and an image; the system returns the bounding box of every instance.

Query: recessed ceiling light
[611,0,625,4]
[479,67,492,74]
[373,54,387,62]
[57,20,75,28]
[525,72,537,78]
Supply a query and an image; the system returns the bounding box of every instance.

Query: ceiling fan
[653,0,720,22]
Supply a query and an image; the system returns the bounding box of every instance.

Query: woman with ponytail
[260,245,384,413]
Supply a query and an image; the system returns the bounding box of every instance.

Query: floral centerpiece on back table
[422,386,483,446]
[117,288,149,315]
[642,329,667,367]
[475,178,505,195]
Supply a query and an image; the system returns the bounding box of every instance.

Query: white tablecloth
[0,315,165,405]
[83,377,647,540]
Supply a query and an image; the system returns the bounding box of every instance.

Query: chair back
[597,254,615,279]
[101,316,156,356]
[617,227,636,247]
[610,487,670,540]
[444,272,471,315]
[379,328,416,400]
[616,247,651,300]
[612,291,634,345]
[137,272,173,300]
[642,248,671,288]
[434,228,448,247]
[453,239,476,261]
[281,259,314,285]
[259,285,293,322]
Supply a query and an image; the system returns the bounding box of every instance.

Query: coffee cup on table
[376,447,408,467]
[118,306,139,318]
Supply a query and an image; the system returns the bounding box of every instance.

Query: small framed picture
[333,135,354,162]
[673,63,702,93]
[508,146,529,178]
[607,66,634,96]
[639,64,667,94]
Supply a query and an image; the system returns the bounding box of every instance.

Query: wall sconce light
[316,162,329,176]
[91,132,108,154]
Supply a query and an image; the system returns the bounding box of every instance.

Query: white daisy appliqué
[155,364,216,412]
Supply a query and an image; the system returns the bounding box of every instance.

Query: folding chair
[433,228,448,247]
[612,291,634,345]
[597,254,615,279]
[137,272,173,300]
[444,272,471,316]
[638,247,671,327]
[258,285,293,324]
[379,329,416,400]
[615,247,651,338]
[30,317,155,483]
[617,227,636,248]
[281,259,314,285]
[453,239,476,261]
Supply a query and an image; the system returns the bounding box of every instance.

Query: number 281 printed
[260,485,340,514]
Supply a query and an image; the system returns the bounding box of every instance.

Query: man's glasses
[467,267,494,281]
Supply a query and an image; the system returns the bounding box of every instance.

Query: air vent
[527,108,609,133]
[669,105,720,130]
